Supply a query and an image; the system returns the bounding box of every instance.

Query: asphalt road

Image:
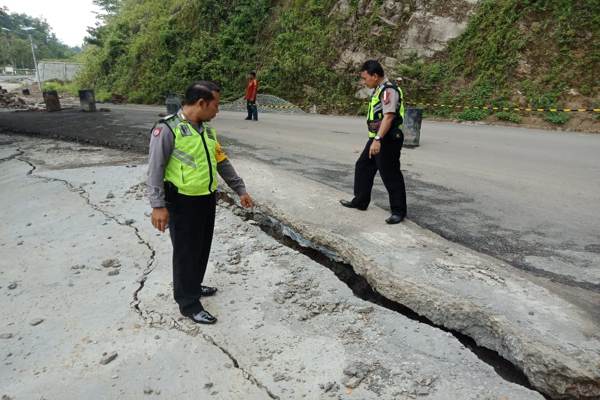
[1,104,599,298]
[210,110,600,293]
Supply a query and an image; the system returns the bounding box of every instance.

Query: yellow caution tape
[411,102,599,113]
[259,104,300,110]
[254,101,600,113]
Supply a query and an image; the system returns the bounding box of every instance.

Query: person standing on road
[340,60,407,224]
[147,81,254,324]
[244,71,258,121]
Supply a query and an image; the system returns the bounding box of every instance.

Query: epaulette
[158,114,182,134]
[158,113,178,123]
[380,82,402,101]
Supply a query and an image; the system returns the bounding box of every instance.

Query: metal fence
[37,61,81,82]
[1,67,36,75]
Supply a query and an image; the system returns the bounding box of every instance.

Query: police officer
[147,81,254,324]
[340,60,407,224]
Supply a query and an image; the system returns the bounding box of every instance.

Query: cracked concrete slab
[0,137,269,400]
[0,135,544,399]
[226,158,600,399]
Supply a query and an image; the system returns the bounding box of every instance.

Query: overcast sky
[1,0,101,47]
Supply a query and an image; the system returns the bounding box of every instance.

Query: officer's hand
[151,207,169,232]
[240,193,254,208]
[369,141,381,158]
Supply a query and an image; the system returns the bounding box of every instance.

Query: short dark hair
[183,81,221,105]
[360,60,384,77]
[249,71,256,77]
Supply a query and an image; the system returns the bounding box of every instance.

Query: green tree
[0,6,78,69]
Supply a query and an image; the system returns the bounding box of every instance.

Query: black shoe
[244,117,252,120]
[201,285,218,296]
[385,214,405,224]
[339,199,367,211]
[189,309,217,324]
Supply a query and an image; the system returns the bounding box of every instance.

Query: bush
[543,112,571,125]
[42,81,79,96]
[42,81,62,92]
[495,111,522,123]
[94,89,112,102]
[456,109,490,121]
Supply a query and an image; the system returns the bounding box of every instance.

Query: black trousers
[246,100,258,120]
[166,190,216,316]
[352,132,407,216]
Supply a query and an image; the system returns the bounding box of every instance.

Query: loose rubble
[0,90,44,111]
[29,318,44,326]
[100,352,118,365]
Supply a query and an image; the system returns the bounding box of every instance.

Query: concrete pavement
[0,134,545,399]
[224,156,600,399]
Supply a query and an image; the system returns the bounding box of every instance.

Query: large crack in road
[0,134,560,399]
[216,192,548,398]
[5,133,594,399]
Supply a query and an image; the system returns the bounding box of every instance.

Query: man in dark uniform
[340,60,407,224]
[147,81,254,324]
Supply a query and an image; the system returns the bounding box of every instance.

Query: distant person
[244,71,258,121]
[339,60,407,224]
[147,81,254,324]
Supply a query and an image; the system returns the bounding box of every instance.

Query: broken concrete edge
[0,139,524,400]
[274,205,600,400]
[3,133,596,399]
[216,188,599,400]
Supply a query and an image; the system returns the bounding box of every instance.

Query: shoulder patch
[383,89,391,105]
[152,126,163,137]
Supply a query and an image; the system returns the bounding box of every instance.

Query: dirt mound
[0,89,44,111]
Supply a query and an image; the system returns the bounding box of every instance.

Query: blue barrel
[403,107,422,147]
[79,89,97,112]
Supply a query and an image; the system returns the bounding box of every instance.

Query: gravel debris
[100,351,118,365]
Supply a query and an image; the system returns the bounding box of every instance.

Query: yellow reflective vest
[163,114,222,196]
[367,83,405,138]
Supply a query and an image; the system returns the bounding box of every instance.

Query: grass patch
[94,89,112,103]
[456,109,490,121]
[543,112,570,125]
[495,111,522,123]
[427,107,454,118]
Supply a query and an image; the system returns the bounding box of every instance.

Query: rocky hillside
[78,0,599,127]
